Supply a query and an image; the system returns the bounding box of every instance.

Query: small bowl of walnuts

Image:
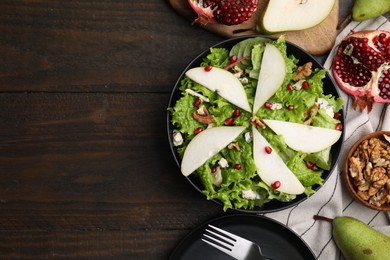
[344,131,390,211]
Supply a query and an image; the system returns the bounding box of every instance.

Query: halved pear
[181,126,246,177]
[260,0,336,34]
[263,119,342,153]
[185,67,251,112]
[252,43,286,114]
[252,126,305,195]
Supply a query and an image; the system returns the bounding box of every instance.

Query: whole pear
[352,0,390,21]
[332,216,390,259]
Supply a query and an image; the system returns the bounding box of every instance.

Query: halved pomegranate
[188,0,258,26]
[332,30,390,112]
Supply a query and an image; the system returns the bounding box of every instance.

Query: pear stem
[313,215,334,223]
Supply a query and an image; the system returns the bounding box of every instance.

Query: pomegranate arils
[194,127,203,135]
[225,117,234,125]
[188,0,258,26]
[264,102,273,109]
[271,181,281,189]
[264,146,272,154]
[302,81,309,90]
[332,30,390,112]
[233,108,240,118]
[229,55,238,63]
[211,165,217,173]
[204,65,213,71]
[234,164,241,170]
[193,98,202,107]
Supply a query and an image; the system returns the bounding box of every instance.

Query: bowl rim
[167,35,345,213]
[343,131,390,211]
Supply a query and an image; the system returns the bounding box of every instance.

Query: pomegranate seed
[194,127,203,135]
[193,98,201,107]
[333,112,341,120]
[311,164,319,171]
[211,165,217,173]
[204,65,212,72]
[264,102,273,109]
[264,146,272,154]
[306,161,314,169]
[336,123,343,131]
[302,81,309,90]
[225,117,234,125]
[287,105,294,110]
[234,164,241,170]
[229,55,238,63]
[272,181,281,189]
[287,83,293,91]
[233,109,241,118]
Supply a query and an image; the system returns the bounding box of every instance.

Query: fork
[202,224,269,260]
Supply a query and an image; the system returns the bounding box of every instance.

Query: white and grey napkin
[264,15,390,260]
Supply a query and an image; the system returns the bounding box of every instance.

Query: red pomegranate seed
[204,65,212,72]
[272,181,281,189]
[194,127,203,135]
[302,81,309,90]
[234,164,241,170]
[193,98,201,107]
[287,83,293,91]
[229,55,238,63]
[287,105,294,110]
[336,123,343,131]
[264,146,272,154]
[211,165,217,173]
[233,109,241,118]
[311,164,319,171]
[306,161,314,169]
[333,112,341,120]
[264,102,273,109]
[225,117,234,125]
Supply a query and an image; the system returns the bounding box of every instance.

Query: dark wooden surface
[0,1,383,259]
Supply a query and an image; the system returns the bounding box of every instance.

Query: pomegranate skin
[332,30,390,112]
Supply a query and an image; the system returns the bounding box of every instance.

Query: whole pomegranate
[188,0,258,26]
[332,30,390,112]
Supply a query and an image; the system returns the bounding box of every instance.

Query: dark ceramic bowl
[167,35,345,213]
[344,131,390,211]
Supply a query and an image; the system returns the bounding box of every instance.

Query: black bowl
[167,35,345,213]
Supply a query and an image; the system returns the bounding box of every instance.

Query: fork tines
[201,224,238,252]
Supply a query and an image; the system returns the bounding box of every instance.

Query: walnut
[303,103,319,125]
[192,106,214,124]
[294,62,312,81]
[349,134,390,207]
[250,116,266,129]
[228,142,240,151]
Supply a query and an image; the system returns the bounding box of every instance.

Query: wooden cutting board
[169,0,339,55]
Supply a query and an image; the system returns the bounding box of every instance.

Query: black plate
[167,35,345,213]
[170,214,315,260]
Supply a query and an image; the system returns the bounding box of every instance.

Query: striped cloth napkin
[264,16,390,260]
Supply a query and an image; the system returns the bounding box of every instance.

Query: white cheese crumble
[292,79,305,90]
[172,130,183,146]
[242,189,260,200]
[212,167,223,186]
[244,132,252,143]
[317,98,334,118]
[270,103,282,110]
[218,158,229,168]
[185,89,210,102]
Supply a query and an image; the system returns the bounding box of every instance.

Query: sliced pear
[263,119,342,153]
[181,126,246,177]
[260,0,336,34]
[185,67,251,112]
[252,43,286,115]
[252,126,305,195]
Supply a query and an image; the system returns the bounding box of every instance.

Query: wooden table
[0,1,385,259]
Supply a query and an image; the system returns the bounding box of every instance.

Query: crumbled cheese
[242,189,260,200]
[185,89,210,102]
[244,132,252,143]
[317,98,334,118]
[292,79,305,90]
[218,158,229,168]
[271,103,282,110]
[239,77,249,85]
[172,130,183,146]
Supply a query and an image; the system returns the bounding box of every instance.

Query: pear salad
[169,36,343,211]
